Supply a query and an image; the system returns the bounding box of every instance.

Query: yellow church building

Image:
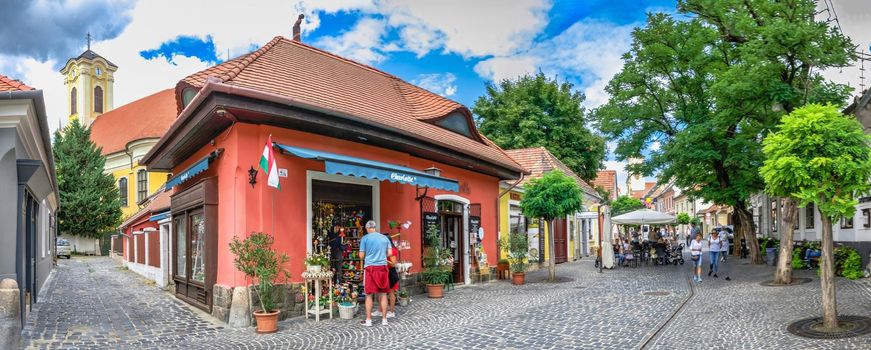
[61,47,175,220]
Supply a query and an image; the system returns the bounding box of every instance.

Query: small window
[182,88,197,107]
[70,87,77,115]
[841,216,854,229]
[863,209,870,228]
[118,178,128,207]
[137,170,148,202]
[434,112,475,139]
[94,86,103,113]
[95,67,102,76]
[805,203,815,229]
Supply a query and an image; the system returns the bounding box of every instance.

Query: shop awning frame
[164,149,223,191]
[274,143,460,192]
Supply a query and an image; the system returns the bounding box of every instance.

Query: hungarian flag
[259,135,280,189]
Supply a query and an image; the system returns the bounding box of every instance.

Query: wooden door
[553,218,568,264]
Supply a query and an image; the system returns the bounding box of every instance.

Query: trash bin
[765,247,777,266]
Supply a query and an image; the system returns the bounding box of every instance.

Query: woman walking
[708,230,722,278]
[690,232,704,282]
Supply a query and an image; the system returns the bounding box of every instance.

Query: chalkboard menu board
[468,216,481,236]
[423,212,439,234]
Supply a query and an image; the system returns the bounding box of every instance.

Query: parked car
[56,238,71,259]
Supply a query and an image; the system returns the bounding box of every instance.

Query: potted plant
[501,230,529,285]
[421,226,454,298]
[304,252,329,272]
[229,232,290,334]
[335,284,357,319]
[397,289,409,306]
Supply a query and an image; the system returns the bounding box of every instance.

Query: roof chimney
[293,14,305,41]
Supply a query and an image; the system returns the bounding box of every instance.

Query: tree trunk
[548,219,556,282]
[819,214,839,329]
[774,198,797,284]
[735,202,763,264]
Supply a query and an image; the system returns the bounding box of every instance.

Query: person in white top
[708,230,722,278]
[690,232,704,282]
[720,231,729,262]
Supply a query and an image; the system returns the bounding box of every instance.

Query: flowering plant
[304,252,330,267]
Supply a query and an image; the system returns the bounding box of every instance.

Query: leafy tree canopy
[593,0,854,263]
[474,72,606,181]
[521,170,584,221]
[611,195,646,217]
[761,104,871,220]
[53,119,122,238]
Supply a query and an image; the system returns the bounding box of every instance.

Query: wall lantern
[423,166,441,177]
[248,166,258,188]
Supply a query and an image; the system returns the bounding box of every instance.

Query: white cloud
[315,17,389,65]
[817,0,871,98]
[474,19,635,108]
[650,141,661,151]
[413,73,458,96]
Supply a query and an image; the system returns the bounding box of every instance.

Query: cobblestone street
[21,256,871,349]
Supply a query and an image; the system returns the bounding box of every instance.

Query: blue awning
[149,211,171,222]
[274,144,459,192]
[164,149,222,190]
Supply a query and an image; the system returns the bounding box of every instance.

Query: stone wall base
[0,279,21,350]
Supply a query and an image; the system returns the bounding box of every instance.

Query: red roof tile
[592,170,618,200]
[90,89,177,156]
[177,36,523,174]
[119,190,171,229]
[504,147,599,199]
[0,74,34,92]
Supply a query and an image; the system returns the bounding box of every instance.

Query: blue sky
[3,0,867,194]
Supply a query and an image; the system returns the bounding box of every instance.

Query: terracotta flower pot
[253,310,280,334]
[426,284,444,298]
[399,297,409,306]
[512,272,525,285]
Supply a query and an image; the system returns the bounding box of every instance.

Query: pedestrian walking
[690,232,703,282]
[687,222,698,247]
[359,221,393,326]
[720,231,729,263]
[708,230,722,278]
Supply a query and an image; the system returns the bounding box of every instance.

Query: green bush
[421,226,454,285]
[791,247,805,269]
[835,246,864,280]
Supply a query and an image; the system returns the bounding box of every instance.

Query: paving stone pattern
[20,253,871,349]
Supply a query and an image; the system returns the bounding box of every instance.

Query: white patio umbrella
[611,209,676,225]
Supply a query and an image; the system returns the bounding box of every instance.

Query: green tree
[594,0,854,264]
[594,185,612,206]
[611,195,645,217]
[760,104,871,330]
[474,72,606,181]
[53,119,122,246]
[521,170,583,281]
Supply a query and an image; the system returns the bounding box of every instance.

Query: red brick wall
[147,232,160,267]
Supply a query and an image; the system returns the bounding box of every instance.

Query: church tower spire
[59,34,117,127]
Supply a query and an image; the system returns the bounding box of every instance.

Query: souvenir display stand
[303,270,334,322]
[312,202,370,301]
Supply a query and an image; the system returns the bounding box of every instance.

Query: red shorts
[364,265,390,294]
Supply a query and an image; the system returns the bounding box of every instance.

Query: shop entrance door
[438,200,465,284]
[553,218,568,264]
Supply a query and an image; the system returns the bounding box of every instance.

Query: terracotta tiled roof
[503,147,599,199]
[119,189,171,229]
[592,170,618,200]
[0,74,34,92]
[177,36,523,174]
[90,89,176,156]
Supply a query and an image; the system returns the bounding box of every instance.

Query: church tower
[60,34,117,127]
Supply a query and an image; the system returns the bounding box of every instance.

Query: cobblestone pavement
[21,255,871,349]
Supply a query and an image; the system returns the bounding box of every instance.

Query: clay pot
[426,284,444,298]
[253,310,280,334]
[399,297,409,306]
[512,272,525,285]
